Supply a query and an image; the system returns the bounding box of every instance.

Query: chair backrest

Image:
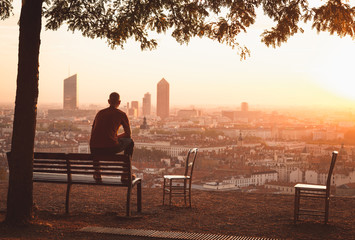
[183,148,198,178]
[326,151,338,189]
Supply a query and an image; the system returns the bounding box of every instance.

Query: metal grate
[80,226,281,240]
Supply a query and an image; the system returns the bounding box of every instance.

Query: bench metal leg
[163,178,166,205]
[66,183,72,214]
[137,181,142,213]
[126,187,132,216]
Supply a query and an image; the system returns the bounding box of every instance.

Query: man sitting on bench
[90,92,134,182]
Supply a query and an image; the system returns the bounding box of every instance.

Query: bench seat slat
[33,172,137,186]
[33,173,139,186]
[70,161,129,168]
[34,164,129,169]
[33,173,67,183]
[34,164,67,169]
[68,171,130,177]
[70,176,128,186]
[34,160,67,164]
[34,169,68,174]
[69,162,129,167]
[34,169,130,176]
[70,166,129,171]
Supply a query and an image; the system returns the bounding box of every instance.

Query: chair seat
[294,183,326,191]
[164,175,190,180]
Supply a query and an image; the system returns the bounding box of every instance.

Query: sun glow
[312,38,355,102]
[319,63,355,101]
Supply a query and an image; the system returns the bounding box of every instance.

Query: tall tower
[131,101,139,117]
[63,74,77,110]
[241,102,248,112]
[157,78,169,119]
[142,92,151,116]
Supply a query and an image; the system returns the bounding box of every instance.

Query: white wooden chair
[294,151,338,224]
[163,148,198,207]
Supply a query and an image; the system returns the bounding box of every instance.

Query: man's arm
[91,118,96,131]
[117,113,131,138]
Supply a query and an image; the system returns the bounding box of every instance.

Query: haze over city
[0,2,355,110]
[2,1,355,238]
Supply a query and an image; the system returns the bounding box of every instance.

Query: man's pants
[90,138,134,181]
[90,138,134,156]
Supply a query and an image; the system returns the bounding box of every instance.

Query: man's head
[108,92,121,108]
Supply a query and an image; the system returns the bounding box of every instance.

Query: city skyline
[0,2,355,110]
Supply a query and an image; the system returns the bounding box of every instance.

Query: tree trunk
[6,0,43,225]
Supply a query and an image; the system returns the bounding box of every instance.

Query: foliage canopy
[2,0,354,59]
[0,0,13,20]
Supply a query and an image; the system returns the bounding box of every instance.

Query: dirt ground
[1,182,354,240]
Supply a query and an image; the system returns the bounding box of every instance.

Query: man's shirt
[90,106,131,148]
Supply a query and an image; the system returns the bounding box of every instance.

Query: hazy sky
[0,2,354,110]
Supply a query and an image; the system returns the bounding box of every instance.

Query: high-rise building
[157,78,169,119]
[128,108,137,118]
[142,92,151,116]
[241,102,248,112]
[63,74,77,110]
[131,101,139,117]
[126,102,130,113]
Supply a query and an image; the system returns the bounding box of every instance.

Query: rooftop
[0,181,354,239]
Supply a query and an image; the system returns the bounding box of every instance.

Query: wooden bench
[7,152,142,216]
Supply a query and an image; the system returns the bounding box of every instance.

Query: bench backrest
[33,152,68,174]
[33,152,132,182]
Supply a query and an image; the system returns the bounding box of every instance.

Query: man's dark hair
[109,92,120,103]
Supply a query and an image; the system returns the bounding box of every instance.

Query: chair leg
[169,179,172,206]
[163,178,166,205]
[189,184,192,208]
[294,189,299,224]
[325,196,329,224]
[184,179,187,206]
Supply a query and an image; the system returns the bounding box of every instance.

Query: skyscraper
[63,74,77,110]
[131,101,139,117]
[241,102,248,112]
[142,92,151,116]
[157,78,169,119]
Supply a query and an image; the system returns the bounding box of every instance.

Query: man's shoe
[121,174,136,184]
[94,172,102,183]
